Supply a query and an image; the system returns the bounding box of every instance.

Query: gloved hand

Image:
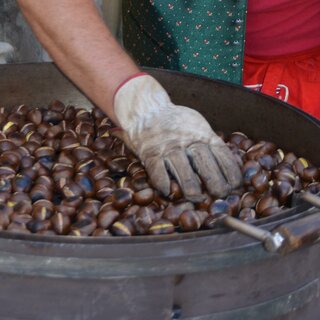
[114,73,242,202]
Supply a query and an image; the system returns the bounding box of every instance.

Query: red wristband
[114,72,149,97]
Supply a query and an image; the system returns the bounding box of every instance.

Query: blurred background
[0,0,122,63]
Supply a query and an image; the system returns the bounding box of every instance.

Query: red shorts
[243,47,320,119]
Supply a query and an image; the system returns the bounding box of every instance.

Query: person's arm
[17,0,242,201]
[17,0,139,125]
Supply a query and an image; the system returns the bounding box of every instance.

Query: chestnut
[179,210,208,232]
[131,177,150,192]
[51,212,71,235]
[256,195,279,215]
[76,159,96,174]
[195,192,213,211]
[13,199,33,215]
[283,152,298,165]
[168,180,183,201]
[92,136,113,151]
[107,156,129,174]
[7,222,31,234]
[58,151,75,165]
[89,165,109,180]
[10,213,32,225]
[20,155,35,169]
[92,228,112,237]
[238,208,256,222]
[258,154,276,171]
[74,173,95,198]
[112,188,133,210]
[0,139,16,152]
[30,184,53,202]
[259,206,282,218]
[0,178,12,193]
[225,194,240,217]
[251,171,270,194]
[64,106,76,120]
[240,192,258,209]
[0,166,16,179]
[79,134,94,147]
[23,141,41,154]
[60,135,80,150]
[242,160,261,186]
[32,206,54,221]
[2,121,18,135]
[62,181,84,199]
[14,104,30,115]
[272,180,293,205]
[98,209,120,229]
[111,218,135,236]
[26,219,51,233]
[163,201,194,226]
[6,132,25,147]
[21,123,37,136]
[72,146,94,161]
[229,131,248,146]
[75,122,94,136]
[239,138,254,152]
[133,188,154,206]
[293,158,310,177]
[43,110,63,125]
[70,218,97,236]
[25,131,42,145]
[55,204,76,217]
[122,204,140,220]
[302,167,320,183]
[209,199,232,216]
[49,100,66,113]
[116,176,132,189]
[80,199,102,216]
[133,206,156,234]
[27,109,42,125]
[36,176,54,190]
[148,219,175,235]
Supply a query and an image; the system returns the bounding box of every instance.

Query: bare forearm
[17,0,140,124]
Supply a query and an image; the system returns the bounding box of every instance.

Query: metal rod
[222,216,284,253]
[301,192,320,208]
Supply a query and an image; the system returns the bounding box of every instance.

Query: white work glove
[114,73,242,202]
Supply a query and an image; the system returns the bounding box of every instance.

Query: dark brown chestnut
[62,181,84,199]
[69,219,97,236]
[133,188,154,206]
[74,174,95,198]
[238,208,256,221]
[148,219,175,235]
[111,218,135,236]
[30,185,53,202]
[179,210,208,232]
[98,209,120,229]
[256,195,279,215]
[133,206,156,234]
[112,188,133,210]
[272,180,294,205]
[51,212,71,235]
[27,109,42,125]
[251,171,270,194]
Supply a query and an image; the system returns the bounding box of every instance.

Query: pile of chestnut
[0,101,319,237]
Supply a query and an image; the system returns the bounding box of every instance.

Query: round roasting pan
[0,63,319,320]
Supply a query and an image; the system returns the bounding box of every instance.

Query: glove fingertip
[145,157,171,197]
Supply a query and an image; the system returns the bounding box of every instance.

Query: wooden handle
[274,212,320,255]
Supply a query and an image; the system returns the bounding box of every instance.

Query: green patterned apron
[123,0,248,84]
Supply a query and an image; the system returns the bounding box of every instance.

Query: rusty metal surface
[0,63,319,320]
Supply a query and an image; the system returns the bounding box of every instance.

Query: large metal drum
[0,63,319,320]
